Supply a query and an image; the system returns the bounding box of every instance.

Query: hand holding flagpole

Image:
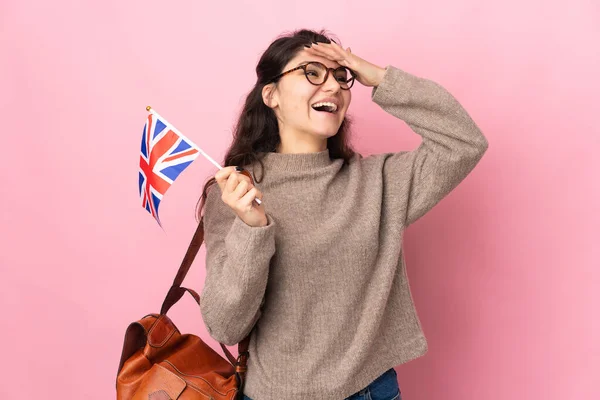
[145,106,262,206]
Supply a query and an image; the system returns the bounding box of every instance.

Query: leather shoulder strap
[173,218,205,288]
[160,217,251,367]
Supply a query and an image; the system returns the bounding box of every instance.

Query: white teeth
[311,102,338,112]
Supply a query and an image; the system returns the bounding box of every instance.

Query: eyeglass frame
[267,61,357,90]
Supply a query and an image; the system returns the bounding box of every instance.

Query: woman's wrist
[372,66,387,87]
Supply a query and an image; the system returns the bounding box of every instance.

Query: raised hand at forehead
[304,41,386,88]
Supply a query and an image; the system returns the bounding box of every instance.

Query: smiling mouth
[311,102,339,114]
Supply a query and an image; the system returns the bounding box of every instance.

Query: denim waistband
[345,367,400,400]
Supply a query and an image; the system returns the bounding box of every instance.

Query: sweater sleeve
[370,65,489,227]
[200,184,277,345]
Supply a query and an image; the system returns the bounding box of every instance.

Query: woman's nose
[322,71,342,91]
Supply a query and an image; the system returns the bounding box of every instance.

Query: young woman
[197,29,488,400]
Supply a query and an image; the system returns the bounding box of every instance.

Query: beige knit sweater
[200,65,489,399]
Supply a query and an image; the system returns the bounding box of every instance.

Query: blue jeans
[242,367,401,400]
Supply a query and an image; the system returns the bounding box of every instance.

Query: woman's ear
[262,83,278,109]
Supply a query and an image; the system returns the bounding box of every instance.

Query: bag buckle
[235,351,249,373]
[236,351,249,363]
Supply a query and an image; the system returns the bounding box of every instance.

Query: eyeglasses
[268,61,357,90]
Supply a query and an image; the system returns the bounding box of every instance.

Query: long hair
[196,28,356,221]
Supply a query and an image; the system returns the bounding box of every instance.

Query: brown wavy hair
[196,28,357,221]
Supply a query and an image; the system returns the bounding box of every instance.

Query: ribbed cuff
[225,213,276,250]
[371,65,415,105]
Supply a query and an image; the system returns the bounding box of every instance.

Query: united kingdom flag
[139,112,200,226]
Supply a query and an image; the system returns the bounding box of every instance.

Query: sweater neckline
[259,148,335,172]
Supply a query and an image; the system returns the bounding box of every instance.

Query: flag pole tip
[146,106,152,111]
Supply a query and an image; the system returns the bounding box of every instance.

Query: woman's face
[263,49,352,142]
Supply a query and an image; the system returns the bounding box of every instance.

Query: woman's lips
[311,108,339,118]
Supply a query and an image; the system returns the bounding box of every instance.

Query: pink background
[2,0,598,399]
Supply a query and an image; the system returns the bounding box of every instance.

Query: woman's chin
[311,123,342,137]
[312,129,339,138]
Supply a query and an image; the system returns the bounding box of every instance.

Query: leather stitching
[148,316,177,347]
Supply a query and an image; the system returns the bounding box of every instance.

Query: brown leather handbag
[116,217,251,400]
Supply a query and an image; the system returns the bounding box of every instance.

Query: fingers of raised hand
[328,40,351,53]
[305,42,351,64]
